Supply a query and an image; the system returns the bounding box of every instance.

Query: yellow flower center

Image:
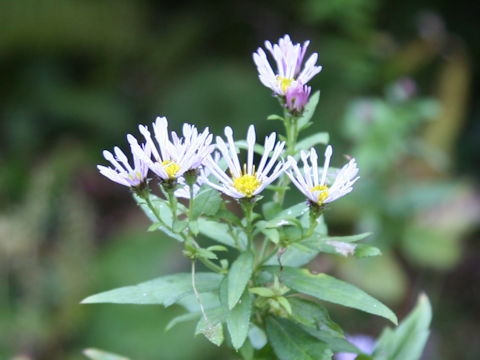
[277,76,294,94]
[233,165,261,197]
[162,160,180,178]
[311,185,329,205]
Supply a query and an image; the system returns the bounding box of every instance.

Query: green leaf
[81,272,223,306]
[165,312,200,331]
[266,317,333,360]
[198,218,245,249]
[373,294,432,360]
[228,251,255,309]
[297,90,320,131]
[249,287,276,297]
[173,219,188,233]
[220,280,252,350]
[320,232,372,243]
[295,132,329,153]
[265,267,398,324]
[267,114,284,121]
[191,187,222,219]
[195,307,225,346]
[83,348,130,360]
[355,244,382,258]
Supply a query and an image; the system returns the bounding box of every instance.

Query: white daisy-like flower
[253,34,322,96]
[204,125,287,199]
[131,116,214,181]
[97,137,150,188]
[287,145,360,206]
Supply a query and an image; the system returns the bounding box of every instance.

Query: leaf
[228,251,255,309]
[81,272,223,306]
[355,244,382,258]
[195,307,225,346]
[295,132,329,153]
[297,90,320,131]
[373,293,432,360]
[165,312,201,331]
[191,187,222,219]
[198,218,245,249]
[220,280,252,350]
[320,232,372,243]
[172,219,188,233]
[83,348,130,360]
[267,114,284,121]
[266,317,333,360]
[264,267,398,324]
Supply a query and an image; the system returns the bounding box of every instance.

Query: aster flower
[287,145,359,206]
[286,82,311,114]
[132,116,214,182]
[204,125,287,199]
[97,136,150,188]
[253,34,322,97]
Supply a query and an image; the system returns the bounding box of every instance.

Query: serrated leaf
[266,317,333,360]
[228,251,255,309]
[83,348,130,360]
[81,273,223,306]
[373,294,432,360]
[297,91,320,131]
[264,267,398,324]
[295,132,329,153]
[191,188,222,219]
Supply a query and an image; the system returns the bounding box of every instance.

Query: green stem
[187,183,195,222]
[242,199,255,252]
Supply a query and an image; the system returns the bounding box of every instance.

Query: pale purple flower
[335,335,375,360]
[287,145,359,206]
[132,117,214,181]
[97,137,150,188]
[253,34,322,96]
[204,125,288,199]
[286,83,311,114]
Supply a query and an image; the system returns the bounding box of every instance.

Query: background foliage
[1,0,479,359]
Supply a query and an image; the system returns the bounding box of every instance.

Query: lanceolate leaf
[80,273,223,306]
[266,317,333,360]
[373,293,432,360]
[220,279,252,350]
[297,90,320,131]
[191,187,222,219]
[295,132,329,154]
[265,267,398,325]
[227,251,255,309]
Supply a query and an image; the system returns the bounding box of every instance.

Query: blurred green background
[1,0,479,359]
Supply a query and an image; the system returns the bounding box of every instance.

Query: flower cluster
[97,34,358,207]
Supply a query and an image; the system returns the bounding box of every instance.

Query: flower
[97,137,150,188]
[286,82,311,114]
[131,116,214,181]
[204,125,287,199]
[287,145,359,206]
[253,34,322,97]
